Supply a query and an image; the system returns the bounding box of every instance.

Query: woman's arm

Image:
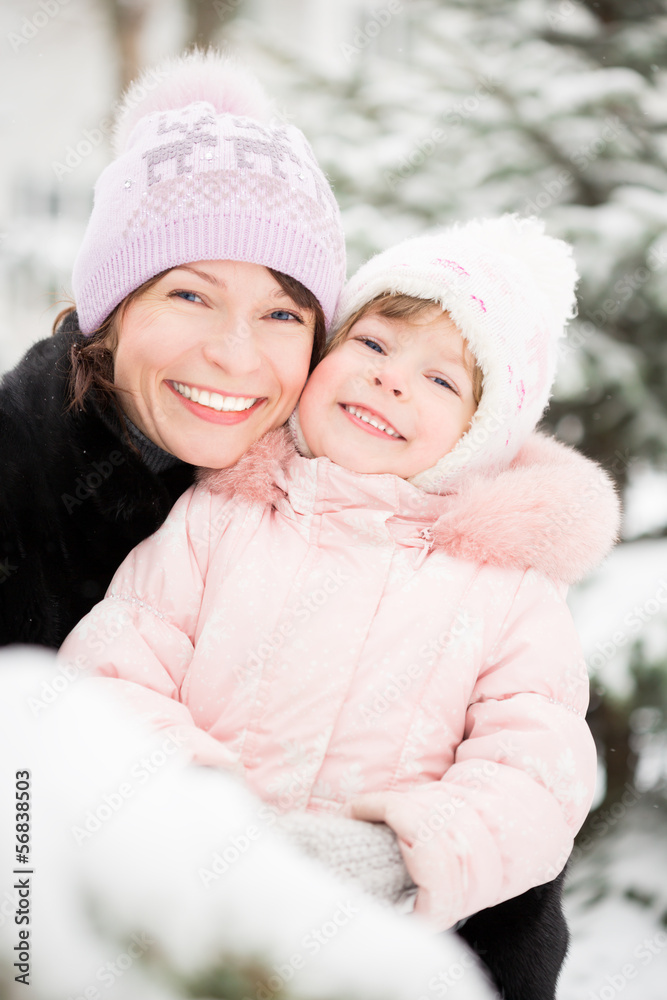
[343,570,597,930]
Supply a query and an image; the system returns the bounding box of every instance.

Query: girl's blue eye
[269,310,300,322]
[360,338,384,354]
[173,290,203,303]
[431,376,457,392]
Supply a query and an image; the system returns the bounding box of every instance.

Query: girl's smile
[339,402,405,440]
[298,306,477,479]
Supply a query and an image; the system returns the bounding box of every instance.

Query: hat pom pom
[468,215,579,328]
[113,47,274,155]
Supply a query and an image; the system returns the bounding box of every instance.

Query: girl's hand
[342,791,415,846]
[342,792,390,822]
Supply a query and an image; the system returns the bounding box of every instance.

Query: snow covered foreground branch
[0,647,494,1000]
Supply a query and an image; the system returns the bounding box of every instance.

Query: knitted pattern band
[72,50,346,332]
[319,215,579,491]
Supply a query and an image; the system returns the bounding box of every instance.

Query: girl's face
[298,306,477,479]
[113,260,315,468]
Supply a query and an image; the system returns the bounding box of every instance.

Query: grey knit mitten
[273,811,416,904]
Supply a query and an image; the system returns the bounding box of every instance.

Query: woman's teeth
[172,382,258,412]
[343,405,402,438]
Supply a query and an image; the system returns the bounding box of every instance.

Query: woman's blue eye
[173,290,202,303]
[269,310,300,322]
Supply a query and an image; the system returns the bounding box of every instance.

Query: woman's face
[113,260,315,468]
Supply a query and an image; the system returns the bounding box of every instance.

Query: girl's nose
[373,374,404,397]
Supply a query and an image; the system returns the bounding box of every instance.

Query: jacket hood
[197,427,620,586]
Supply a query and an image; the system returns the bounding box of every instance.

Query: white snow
[561,800,667,1000]
[0,647,495,1000]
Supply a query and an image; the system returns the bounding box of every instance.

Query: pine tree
[240,0,667,489]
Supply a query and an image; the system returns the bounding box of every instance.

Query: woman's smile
[166,380,266,424]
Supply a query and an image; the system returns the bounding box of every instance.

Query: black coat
[0,317,194,648]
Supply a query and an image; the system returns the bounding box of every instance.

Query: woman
[0,50,345,649]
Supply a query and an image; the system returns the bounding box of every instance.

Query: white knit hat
[329,215,578,491]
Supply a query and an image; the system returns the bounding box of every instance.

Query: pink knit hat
[72,50,346,332]
[294,215,578,491]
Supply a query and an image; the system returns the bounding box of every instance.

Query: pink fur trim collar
[197,428,620,584]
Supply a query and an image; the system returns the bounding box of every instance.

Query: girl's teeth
[345,405,400,438]
[173,382,257,412]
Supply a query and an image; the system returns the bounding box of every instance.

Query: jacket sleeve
[58,484,238,769]
[374,570,597,931]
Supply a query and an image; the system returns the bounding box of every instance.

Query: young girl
[59,215,619,937]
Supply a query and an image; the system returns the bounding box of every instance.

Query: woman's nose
[202,317,261,374]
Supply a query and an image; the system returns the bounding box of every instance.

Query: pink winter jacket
[59,428,619,930]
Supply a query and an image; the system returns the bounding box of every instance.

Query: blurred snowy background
[1,0,666,996]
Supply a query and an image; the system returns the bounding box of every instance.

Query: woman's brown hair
[55,267,326,418]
